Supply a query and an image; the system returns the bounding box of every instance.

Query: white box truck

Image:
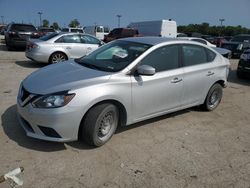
[84,25,110,40]
[128,19,177,38]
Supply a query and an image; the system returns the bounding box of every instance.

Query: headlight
[32,93,75,108]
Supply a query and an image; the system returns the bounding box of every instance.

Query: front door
[131,44,184,122]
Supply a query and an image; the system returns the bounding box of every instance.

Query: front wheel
[81,103,119,147]
[202,83,223,111]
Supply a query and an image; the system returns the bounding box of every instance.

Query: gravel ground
[0,42,250,188]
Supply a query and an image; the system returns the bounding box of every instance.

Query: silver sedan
[25,32,103,63]
[17,37,230,146]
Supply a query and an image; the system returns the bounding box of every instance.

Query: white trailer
[84,25,110,40]
[128,19,177,38]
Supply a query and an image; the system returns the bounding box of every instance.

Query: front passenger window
[140,45,179,72]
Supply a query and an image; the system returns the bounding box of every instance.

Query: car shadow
[228,69,250,86]
[115,108,192,134]
[15,60,46,68]
[1,105,95,151]
[0,43,25,52]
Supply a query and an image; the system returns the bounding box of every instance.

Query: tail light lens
[27,42,39,49]
[8,31,17,35]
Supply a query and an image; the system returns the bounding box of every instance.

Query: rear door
[79,34,100,55]
[180,44,218,106]
[55,34,84,58]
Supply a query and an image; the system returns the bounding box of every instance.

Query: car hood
[22,60,112,95]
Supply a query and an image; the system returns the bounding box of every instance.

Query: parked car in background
[178,37,216,47]
[237,49,250,78]
[4,23,40,50]
[0,25,7,35]
[84,25,110,40]
[61,27,84,33]
[26,32,103,63]
[128,19,177,38]
[221,34,250,58]
[103,28,139,43]
[38,27,56,37]
[18,37,229,146]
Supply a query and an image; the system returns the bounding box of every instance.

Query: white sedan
[179,37,216,47]
[26,32,103,63]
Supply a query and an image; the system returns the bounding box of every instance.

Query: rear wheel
[81,103,119,147]
[202,83,223,111]
[49,52,67,64]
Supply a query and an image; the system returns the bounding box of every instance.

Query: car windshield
[231,36,250,42]
[71,29,83,33]
[12,24,37,32]
[40,28,55,32]
[76,40,151,72]
[40,32,59,41]
[221,43,239,51]
[104,27,110,33]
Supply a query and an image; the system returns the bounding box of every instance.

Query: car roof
[119,37,178,45]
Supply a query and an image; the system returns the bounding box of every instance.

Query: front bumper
[237,59,250,74]
[17,98,83,142]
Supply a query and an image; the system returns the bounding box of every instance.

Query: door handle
[206,71,214,76]
[87,47,92,51]
[171,77,183,83]
[66,46,71,50]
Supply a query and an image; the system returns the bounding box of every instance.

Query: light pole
[219,18,225,27]
[38,12,43,27]
[219,18,225,36]
[1,16,4,25]
[117,15,122,27]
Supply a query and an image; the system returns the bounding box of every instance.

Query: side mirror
[99,41,105,46]
[137,65,155,76]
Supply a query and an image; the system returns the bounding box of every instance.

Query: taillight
[27,42,39,49]
[8,31,16,35]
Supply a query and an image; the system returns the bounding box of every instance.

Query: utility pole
[117,15,122,27]
[1,16,4,25]
[38,12,43,27]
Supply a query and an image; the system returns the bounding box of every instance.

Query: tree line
[41,19,250,36]
[41,19,80,30]
[178,22,250,36]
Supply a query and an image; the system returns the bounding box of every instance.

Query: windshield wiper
[76,60,103,71]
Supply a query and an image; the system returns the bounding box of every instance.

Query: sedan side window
[182,44,207,66]
[140,45,179,72]
[80,35,100,44]
[55,35,81,43]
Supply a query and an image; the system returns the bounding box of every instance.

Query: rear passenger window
[182,44,207,66]
[206,48,216,62]
[55,35,81,43]
[140,45,179,72]
[80,35,100,44]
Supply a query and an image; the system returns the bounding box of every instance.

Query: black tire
[81,103,119,147]
[237,70,245,79]
[49,52,67,64]
[202,83,223,111]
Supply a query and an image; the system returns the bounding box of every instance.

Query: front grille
[38,126,62,138]
[21,87,30,102]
